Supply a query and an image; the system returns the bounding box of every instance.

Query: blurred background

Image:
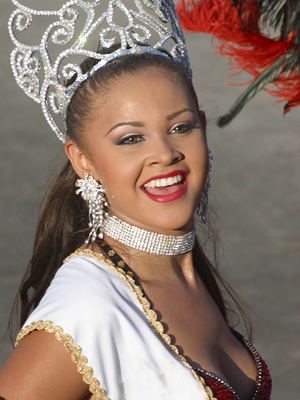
[0,2,299,399]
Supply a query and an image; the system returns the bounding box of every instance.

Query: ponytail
[10,160,88,335]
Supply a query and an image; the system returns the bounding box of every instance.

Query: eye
[115,134,144,145]
[169,122,196,135]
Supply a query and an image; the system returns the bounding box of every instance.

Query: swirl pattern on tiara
[8,0,191,142]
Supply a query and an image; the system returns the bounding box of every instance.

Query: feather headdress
[177,0,300,126]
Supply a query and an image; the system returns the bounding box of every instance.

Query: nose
[147,136,183,166]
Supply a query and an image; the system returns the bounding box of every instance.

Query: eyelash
[169,122,196,135]
[115,134,144,146]
[115,122,197,145]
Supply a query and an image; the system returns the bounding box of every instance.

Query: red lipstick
[142,170,186,186]
[142,170,188,203]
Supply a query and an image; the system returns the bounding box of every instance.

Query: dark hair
[9,52,252,340]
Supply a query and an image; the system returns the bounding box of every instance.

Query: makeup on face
[142,170,188,203]
[82,69,208,233]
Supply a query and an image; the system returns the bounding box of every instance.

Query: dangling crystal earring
[75,173,108,243]
[197,148,213,224]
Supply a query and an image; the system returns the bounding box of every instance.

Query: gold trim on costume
[64,249,216,400]
[15,320,109,400]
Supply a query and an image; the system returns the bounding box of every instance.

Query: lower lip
[142,178,188,203]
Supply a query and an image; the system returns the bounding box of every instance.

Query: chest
[143,279,227,355]
[142,281,258,400]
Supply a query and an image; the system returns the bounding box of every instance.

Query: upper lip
[141,170,187,187]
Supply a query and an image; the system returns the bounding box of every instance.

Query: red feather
[177,0,300,115]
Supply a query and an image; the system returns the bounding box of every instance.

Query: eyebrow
[106,121,144,135]
[166,108,194,121]
[106,108,194,135]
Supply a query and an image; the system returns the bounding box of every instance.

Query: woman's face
[68,68,208,234]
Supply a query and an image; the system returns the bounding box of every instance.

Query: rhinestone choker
[103,213,196,256]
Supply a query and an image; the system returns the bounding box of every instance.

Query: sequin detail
[15,320,109,400]
[193,336,272,400]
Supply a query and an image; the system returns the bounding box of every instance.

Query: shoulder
[0,330,92,400]
[23,249,142,336]
[58,248,123,291]
[53,250,122,299]
[14,250,142,399]
[8,249,137,400]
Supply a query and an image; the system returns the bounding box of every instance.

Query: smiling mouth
[142,174,185,196]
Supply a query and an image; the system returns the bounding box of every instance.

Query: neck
[102,234,197,285]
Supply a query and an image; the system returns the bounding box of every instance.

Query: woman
[1,1,271,399]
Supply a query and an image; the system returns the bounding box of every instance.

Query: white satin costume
[16,249,212,400]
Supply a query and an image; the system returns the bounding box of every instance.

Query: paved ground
[0,2,299,399]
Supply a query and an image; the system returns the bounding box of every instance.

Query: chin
[109,206,195,234]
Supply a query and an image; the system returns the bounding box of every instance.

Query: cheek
[93,153,139,197]
[187,135,208,167]
[88,148,113,188]
[187,142,209,190]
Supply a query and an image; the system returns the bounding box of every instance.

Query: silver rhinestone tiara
[8,0,192,143]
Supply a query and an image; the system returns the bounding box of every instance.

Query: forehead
[92,68,197,118]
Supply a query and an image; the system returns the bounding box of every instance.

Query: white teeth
[144,174,183,188]
[147,180,156,188]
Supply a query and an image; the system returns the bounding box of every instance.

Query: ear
[64,140,92,179]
